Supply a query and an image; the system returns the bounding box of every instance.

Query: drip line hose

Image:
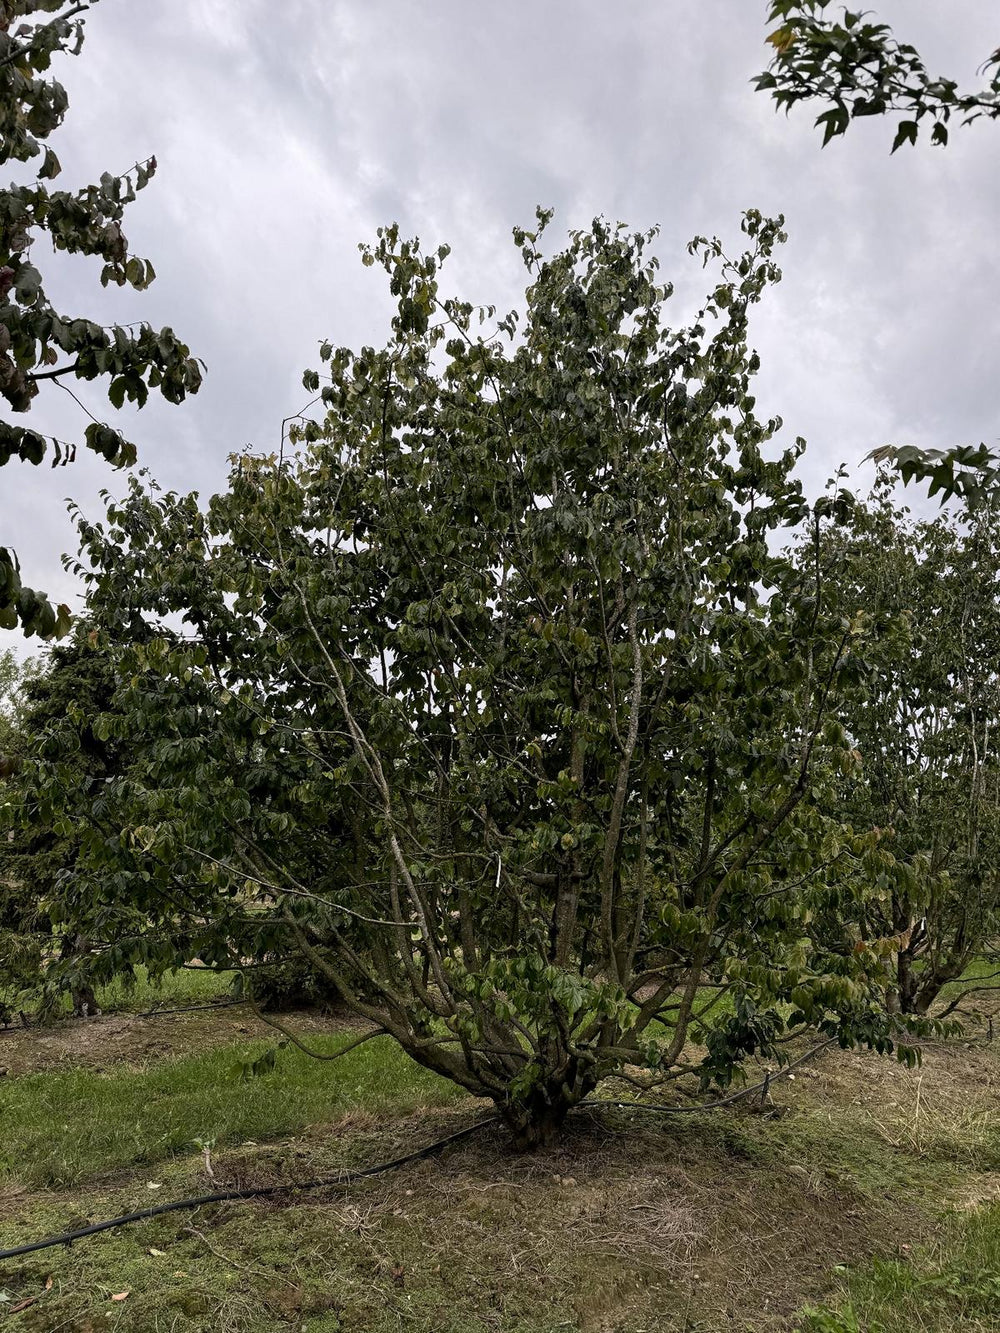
[0,999,248,1037]
[0,1118,498,1261]
[578,1036,836,1114]
[0,1037,835,1263]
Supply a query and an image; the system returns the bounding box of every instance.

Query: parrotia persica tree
[813,483,1000,1016]
[0,0,202,638]
[40,211,911,1146]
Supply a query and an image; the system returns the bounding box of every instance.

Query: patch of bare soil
[0,1004,364,1077]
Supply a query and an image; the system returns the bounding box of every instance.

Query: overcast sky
[7,0,1000,642]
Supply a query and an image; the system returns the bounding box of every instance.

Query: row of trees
[2,210,997,1144]
[2,2,999,1145]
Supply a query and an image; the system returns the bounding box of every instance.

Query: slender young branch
[0,4,90,71]
[27,359,81,383]
[600,597,643,981]
[293,583,455,1006]
[181,843,399,929]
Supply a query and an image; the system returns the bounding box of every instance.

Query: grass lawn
[0,1032,466,1188]
[2,995,1000,1330]
[797,1203,1000,1332]
[1,964,233,1022]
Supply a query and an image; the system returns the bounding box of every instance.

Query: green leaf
[17,431,46,465]
[891,119,919,152]
[38,147,61,179]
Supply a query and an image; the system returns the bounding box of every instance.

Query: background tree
[0,644,42,1017]
[32,210,920,1147]
[0,643,18,755]
[0,0,202,637]
[813,483,1000,1015]
[0,645,34,1019]
[0,626,342,1017]
[0,628,126,1014]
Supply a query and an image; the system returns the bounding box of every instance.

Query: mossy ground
[3,983,1000,1330]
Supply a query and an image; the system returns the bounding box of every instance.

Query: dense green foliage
[0,1,202,637]
[17,211,928,1144]
[809,487,1000,1014]
[0,630,123,1013]
[0,643,18,751]
[0,645,35,1013]
[0,4,992,1152]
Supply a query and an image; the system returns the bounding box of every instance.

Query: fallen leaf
[146,1182,163,1191]
[45,1276,53,1291]
[148,1248,167,1258]
[110,1291,130,1301]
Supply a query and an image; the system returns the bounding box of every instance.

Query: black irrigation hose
[0,1117,499,1261]
[133,1000,249,1020]
[0,998,248,1037]
[0,1037,838,1264]
[579,1036,837,1115]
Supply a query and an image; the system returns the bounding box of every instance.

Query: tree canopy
[19,210,933,1145]
[0,629,122,1012]
[0,1,202,637]
[806,482,1000,1015]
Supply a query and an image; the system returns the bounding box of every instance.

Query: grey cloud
[6,0,998,642]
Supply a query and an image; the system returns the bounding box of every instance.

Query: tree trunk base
[503,1107,568,1152]
[500,1081,591,1151]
